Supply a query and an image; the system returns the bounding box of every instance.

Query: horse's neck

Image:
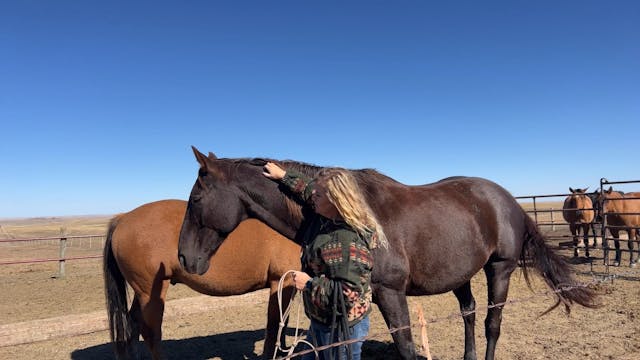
[238,173,302,240]
[607,195,625,213]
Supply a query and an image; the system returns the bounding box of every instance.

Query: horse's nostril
[178,254,187,269]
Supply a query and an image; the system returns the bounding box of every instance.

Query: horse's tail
[103,215,134,358]
[520,214,600,315]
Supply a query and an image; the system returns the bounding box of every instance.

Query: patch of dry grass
[0,215,112,239]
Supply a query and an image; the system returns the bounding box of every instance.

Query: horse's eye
[192,194,203,203]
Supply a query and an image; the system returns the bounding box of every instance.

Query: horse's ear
[192,146,209,169]
[606,186,613,194]
[569,187,575,193]
[582,187,589,192]
[191,146,226,180]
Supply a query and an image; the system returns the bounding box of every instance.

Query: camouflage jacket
[281,170,374,326]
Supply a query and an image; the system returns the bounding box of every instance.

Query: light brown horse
[103,200,301,359]
[562,187,596,258]
[597,188,640,267]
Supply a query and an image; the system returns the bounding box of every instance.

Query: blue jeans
[300,315,370,360]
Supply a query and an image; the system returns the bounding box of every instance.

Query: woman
[263,162,387,360]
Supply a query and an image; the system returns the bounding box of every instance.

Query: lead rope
[273,270,319,360]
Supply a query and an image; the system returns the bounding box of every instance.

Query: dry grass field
[1,208,639,360]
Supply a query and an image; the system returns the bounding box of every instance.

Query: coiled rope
[272,270,319,359]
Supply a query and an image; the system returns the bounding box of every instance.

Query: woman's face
[312,182,339,219]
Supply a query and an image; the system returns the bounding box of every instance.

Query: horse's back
[112,199,186,261]
[394,177,526,294]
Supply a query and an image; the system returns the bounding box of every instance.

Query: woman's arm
[263,162,315,202]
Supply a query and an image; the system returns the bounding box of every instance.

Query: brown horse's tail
[103,215,135,358]
[520,214,600,315]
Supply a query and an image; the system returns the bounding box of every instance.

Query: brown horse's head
[178,147,308,275]
[563,187,594,223]
[596,186,624,218]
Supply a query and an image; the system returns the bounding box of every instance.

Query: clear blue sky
[1,1,638,218]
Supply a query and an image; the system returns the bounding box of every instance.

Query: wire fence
[0,233,105,277]
[272,267,638,360]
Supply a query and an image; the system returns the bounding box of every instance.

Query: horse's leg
[374,286,416,359]
[582,223,591,258]
[128,296,142,358]
[264,280,296,359]
[611,229,621,267]
[453,281,477,360]
[136,277,169,360]
[628,228,637,267]
[570,223,579,257]
[483,260,517,360]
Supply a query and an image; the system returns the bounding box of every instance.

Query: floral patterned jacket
[281,169,374,326]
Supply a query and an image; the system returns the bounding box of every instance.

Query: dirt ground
[1,229,639,359]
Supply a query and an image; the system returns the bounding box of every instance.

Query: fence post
[550,208,555,231]
[57,227,67,278]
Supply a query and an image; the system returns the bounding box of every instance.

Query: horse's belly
[404,237,492,295]
[179,269,266,296]
[406,263,486,295]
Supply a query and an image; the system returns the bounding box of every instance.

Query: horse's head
[177,147,250,274]
[564,187,593,220]
[178,147,306,275]
[596,186,623,217]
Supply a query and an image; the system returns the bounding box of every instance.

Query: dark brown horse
[597,187,640,267]
[177,148,599,360]
[562,187,596,258]
[103,199,301,359]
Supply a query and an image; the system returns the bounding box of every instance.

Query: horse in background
[597,187,640,267]
[103,200,301,359]
[562,187,596,258]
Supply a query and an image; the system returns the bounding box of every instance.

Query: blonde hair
[316,168,389,249]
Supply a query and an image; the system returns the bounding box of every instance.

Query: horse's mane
[217,157,400,225]
[220,157,400,186]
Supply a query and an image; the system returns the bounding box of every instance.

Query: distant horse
[177,147,599,360]
[597,188,640,267]
[103,200,301,359]
[562,187,596,258]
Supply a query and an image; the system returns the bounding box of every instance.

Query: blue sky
[1,1,638,218]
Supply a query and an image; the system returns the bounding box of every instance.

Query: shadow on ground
[71,329,264,360]
[70,330,430,360]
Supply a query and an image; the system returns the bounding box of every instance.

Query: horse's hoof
[630,262,638,268]
[614,261,621,267]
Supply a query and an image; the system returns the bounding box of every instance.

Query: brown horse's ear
[606,186,613,194]
[569,187,575,193]
[582,187,589,193]
[207,152,217,160]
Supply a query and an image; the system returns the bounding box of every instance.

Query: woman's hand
[262,162,286,180]
[291,270,311,290]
